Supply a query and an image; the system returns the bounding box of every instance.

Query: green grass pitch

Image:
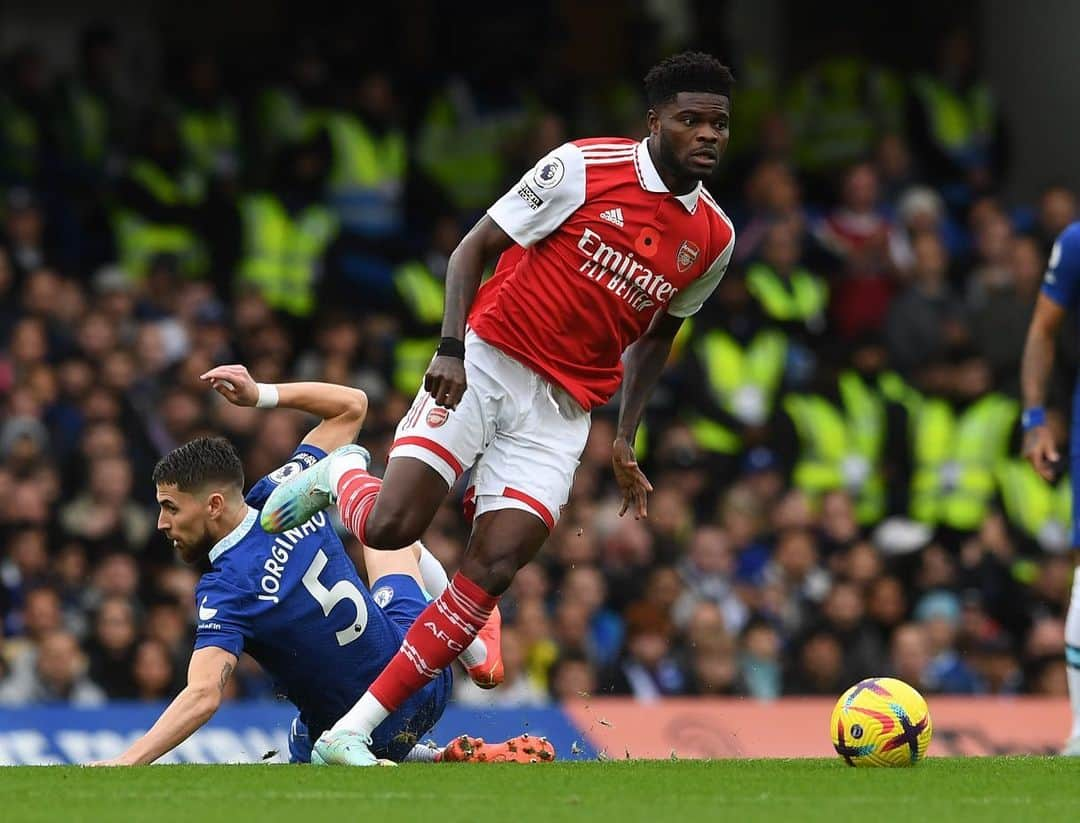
[4,758,1080,823]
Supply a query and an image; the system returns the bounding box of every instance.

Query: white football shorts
[390,330,590,529]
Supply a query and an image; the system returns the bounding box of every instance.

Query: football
[830,677,933,767]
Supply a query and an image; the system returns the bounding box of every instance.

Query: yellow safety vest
[416,92,514,211]
[239,194,338,317]
[996,460,1072,552]
[688,329,788,454]
[326,113,406,235]
[179,103,240,175]
[726,54,778,160]
[392,261,446,394]
[783,371,886,524]
[911,76,995,156]
[786,58,904,173]
[113,160,207,278]
[909,394,1018,531]
[0,94,38,180]
[255,87,327,151]
[746,263,829,325]
[877,371,919,413]
[57,81,109,168]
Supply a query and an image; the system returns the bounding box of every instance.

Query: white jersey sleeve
[487,142,586,247]
[666,230,736,318]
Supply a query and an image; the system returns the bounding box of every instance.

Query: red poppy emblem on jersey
[426,407,449,427]
[676,240,700,273]
[635,226,661,258]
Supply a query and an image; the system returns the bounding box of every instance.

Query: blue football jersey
[193,443,451,760]
[1040,222,1080,547]
[1041,222,1080,313]
[1042,222,1080,440]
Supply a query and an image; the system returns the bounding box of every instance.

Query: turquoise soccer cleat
[260,444,369,533]
[312,729,394,766]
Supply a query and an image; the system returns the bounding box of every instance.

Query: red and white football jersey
[472,137,735,410]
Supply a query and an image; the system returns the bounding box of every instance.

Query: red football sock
[369,572,499,711]
[336,470,382,546]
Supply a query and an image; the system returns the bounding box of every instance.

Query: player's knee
[461,550,520,596]
[363,503,424,550]
[483,559,518,596]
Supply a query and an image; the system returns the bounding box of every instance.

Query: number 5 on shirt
[302,550,369,646]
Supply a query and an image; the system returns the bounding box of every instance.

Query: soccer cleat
[464,605,504,689]
[261,444,369,533]
[311,729,395,766]
[1063,736,1080,756]
[437,734,555,764]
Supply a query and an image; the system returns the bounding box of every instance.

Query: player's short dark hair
[644,51,734,107]
[152,436,244,493]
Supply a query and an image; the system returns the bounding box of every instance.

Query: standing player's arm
[429,140,587,409]
[90,646,237,766]
[614,311,685,518]
[1021,293,1067,479]
[425,216,514,410]
[613,228,734,518]
[200,364,368,453]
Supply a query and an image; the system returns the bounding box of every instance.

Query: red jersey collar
[635,138,702,213]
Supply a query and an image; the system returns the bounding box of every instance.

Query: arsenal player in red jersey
[262,52,736,765]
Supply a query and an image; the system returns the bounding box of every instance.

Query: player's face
[649,92,730,181]
[155,483,214,564]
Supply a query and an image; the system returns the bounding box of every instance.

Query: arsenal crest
[426,407,449,427]
[676,240,700,273]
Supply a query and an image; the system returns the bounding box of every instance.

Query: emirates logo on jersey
[426,407,449,427]
[676,240,700,273]
[576,227,681,313]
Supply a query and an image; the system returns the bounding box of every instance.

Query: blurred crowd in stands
[0,14,1077,709]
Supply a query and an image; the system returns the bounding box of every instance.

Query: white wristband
[255,383,279,409]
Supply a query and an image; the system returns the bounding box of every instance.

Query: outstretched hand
[200,364,259,407]
[613,437,653,519]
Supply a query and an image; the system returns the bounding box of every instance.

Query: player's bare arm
[426,216,514,410]
[206,365,443,601]
[90,646,237,766]
[201,364,368,453]
[1021,293,1066,479]
[614,311,684,518]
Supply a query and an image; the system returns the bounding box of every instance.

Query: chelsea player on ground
[1022,222,1080,756]
[93,364,553,766]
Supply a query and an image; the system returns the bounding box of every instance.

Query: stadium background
[2,0,1080,761]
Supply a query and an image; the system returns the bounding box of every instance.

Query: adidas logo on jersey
[599,207,624,227]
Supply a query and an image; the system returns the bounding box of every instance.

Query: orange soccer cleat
[464,605,504,688]
[437,734,555,764]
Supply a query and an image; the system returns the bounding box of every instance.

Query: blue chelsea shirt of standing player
[1035,222,1080,544]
